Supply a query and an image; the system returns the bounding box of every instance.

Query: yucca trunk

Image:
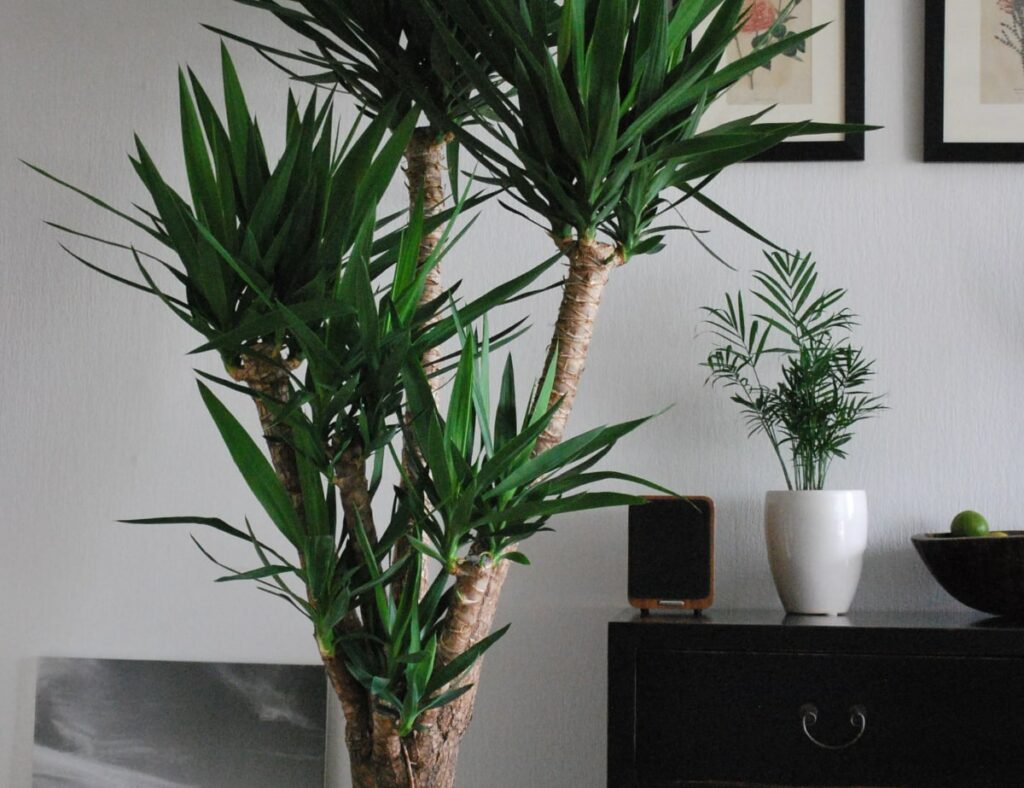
[326,128,465,788]
[535,237,624,454]
[389,236,626,785]
[394,125,449,607]
[428,236,624,665]
[323,650,377,787]
[226,350,375,782]
[405,127,449,382]
[228,345,305,518]
[226,349,375,784]
[334,442,377,550]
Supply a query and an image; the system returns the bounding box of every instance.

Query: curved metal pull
[799,703,867,750]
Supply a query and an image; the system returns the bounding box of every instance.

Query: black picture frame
[924,0,1024,162]
[753,0,866,162]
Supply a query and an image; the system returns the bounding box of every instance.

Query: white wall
[3,2,1020,786]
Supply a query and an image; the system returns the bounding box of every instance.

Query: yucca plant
[35,43,666,788]
[702,250,886,490]
[200,2,878,783]
[402,317,666,637]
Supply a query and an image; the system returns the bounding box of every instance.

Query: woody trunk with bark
[35,1,871,786]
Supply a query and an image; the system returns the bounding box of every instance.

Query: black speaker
[628,496,715,614]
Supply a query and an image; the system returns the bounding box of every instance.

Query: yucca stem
[405,127,450,384]
[407,545,499,788]
[229,348,379,785]
[333,441,378,551]
[416,235,625,782]
[535,236,624,455]
[444,238,623,657]
[395,127,450,611]
[228,345,305,520]
[322,646,376,788]
[339,128,456,788]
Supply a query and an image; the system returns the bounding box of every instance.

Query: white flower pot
[763,490,867,616]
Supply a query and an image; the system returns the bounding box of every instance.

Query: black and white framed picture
[32,658,327,788]
[698,1,866,161]
[925,0,1024,161]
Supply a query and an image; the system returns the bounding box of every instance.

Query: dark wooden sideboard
[608,610,1024,787]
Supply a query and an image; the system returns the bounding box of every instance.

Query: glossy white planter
[763,490,867,616]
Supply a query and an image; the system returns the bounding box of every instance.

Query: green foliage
[163,310,661,736]
[238,198,560,488]
[337,314,669,735]
[217,0,551,128]
[343,547,511,737]
[401,319,672,570]
[34,47,582,730]
[419,0,868,255]
[37,34,675,738]
[28,45,418,367]
[702,251,885,490]
[117,242,565,732]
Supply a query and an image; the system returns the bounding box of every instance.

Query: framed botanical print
[925,0,1024,161]
[697,0,866,161]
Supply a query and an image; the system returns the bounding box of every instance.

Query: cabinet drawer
[633,650,1024,787]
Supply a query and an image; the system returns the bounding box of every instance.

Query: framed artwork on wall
[697,0,866,161]
[925,0,1024,162]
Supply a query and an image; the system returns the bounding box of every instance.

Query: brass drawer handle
[799,703,867,750]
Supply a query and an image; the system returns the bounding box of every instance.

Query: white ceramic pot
[763,490,867,616]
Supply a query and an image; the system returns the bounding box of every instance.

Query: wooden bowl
[912,532,1024,618]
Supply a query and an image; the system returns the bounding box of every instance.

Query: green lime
[951,510,989,537]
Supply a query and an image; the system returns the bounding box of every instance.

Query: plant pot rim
[766,489,866,495]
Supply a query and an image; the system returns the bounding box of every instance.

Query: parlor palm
[702,251,886,490]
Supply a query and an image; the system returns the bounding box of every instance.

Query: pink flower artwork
[742,1,779,34]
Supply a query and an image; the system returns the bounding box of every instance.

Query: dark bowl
[912,532,1024,618]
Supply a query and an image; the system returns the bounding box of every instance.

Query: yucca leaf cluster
[420,0,858,256]
[403,322,669,572]
[703,251,885,491]
[219,0,530,127]
[30,44,420,368]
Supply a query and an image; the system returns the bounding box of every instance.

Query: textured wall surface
[3,2,1021,786]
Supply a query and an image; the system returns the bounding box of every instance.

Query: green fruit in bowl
[951,510,989,537]
[990,531,1009,538]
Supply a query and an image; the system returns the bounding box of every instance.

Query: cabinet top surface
[612,608,1024,632]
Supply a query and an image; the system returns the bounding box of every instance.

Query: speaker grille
[628,497,712,602]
